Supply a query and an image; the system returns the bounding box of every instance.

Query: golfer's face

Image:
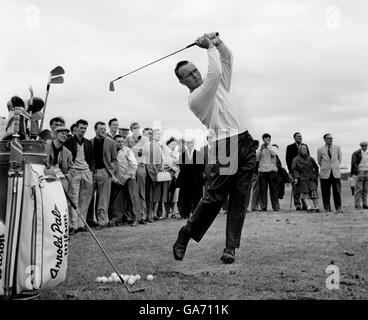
[178,63,202,90]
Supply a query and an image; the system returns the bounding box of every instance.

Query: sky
[1,0,367,169]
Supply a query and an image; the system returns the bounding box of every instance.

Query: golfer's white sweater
[188,43,247,140]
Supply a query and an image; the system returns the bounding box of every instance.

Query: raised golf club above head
[109,33,219,91]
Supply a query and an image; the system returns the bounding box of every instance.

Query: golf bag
[0,140,68,298]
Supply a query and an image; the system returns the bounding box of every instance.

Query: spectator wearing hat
[64,119,94,234]
[118,127,130,141]
[317,134,342,213]
[45,126,73,192]
[351,141,368,210]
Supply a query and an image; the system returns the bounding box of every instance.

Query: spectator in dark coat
[177,139,205,219]
[285,132,310,210]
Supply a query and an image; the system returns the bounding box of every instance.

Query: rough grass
[41,183,368,300]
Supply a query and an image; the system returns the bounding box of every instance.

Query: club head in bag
[50,66,65,77]
[26,97,45,113]
[50,76,64,84]
[109,81,115,92]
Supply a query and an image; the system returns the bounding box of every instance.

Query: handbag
[156,171,171,182]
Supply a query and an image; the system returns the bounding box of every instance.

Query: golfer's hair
[113,134,123,140]
[293,132,301,138]
[130,122,139,130]
[262,133,271,140]
[75,119,88,127]
[166,136,176,146]
[108,118,118,126]
[94,121,106,130]
[175,61,190,80]
[49,117,65,126]
[323,133,331,139]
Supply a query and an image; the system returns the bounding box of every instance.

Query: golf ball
[107,277,114,283]
[111,272,118,278]
[128,277,135,285]
[135,275,141,281]
[95,277,102,283]
[114,276,121,283]
[123,275,129,282]
[147,274,154,281]
[101,276,108,283]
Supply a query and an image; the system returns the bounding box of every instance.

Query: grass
[41,182,368,300]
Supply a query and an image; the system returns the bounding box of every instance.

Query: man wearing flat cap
[45,126,73,192]
[350,141,368,210]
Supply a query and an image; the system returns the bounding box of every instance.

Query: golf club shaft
[39,85,50,131]
[111,43,196,83]
[63,189,144,293]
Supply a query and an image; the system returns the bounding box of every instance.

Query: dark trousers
[183,131,256,248]
[179,184,203,219]
[109,179,141,222]
[320,173,341,211]
[291,182,307,209]
[258,171,280,210]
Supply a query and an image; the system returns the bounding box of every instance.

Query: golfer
[173,33,256,264]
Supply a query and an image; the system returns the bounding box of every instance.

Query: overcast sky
[1,0,367,169]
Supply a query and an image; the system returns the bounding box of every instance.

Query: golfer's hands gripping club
[195,32,220,49]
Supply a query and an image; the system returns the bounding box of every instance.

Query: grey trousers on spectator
[69,169,93,229]
[136,164,147,220]
[354,171,368,208]
[182,131,256,248]
[87,168,112,226]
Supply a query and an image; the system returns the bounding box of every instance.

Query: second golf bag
[0,139,68,298]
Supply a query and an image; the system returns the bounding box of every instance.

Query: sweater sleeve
[189,47,222,125]
[216,41,233,91]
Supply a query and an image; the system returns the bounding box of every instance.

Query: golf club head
[50,76,64,84]
[50,66,65,77]
[26,97,45,113]
[109,81,115,92]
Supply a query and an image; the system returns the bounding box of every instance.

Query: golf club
[40,66,65,130]
[62,188,145,294]
[109,32,219,91]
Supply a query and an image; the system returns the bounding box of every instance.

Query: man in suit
[285,132,310,210]
[87,121,118,228]
[317,133,342,213]
[64,119,94,234]
[350,141,368,210]
[177,139,205,219]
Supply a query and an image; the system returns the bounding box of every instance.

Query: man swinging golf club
[173,33,256,264]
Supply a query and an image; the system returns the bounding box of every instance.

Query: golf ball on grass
[147,274,154,281]
[134,275,141,281]
[128,277,135,285]
[95,277,103,283]
[101,276,108,283]
[107,277,114,283]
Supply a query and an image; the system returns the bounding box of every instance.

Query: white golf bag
[0,140,68,298]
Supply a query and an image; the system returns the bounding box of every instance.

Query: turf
[42,183,368,300]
